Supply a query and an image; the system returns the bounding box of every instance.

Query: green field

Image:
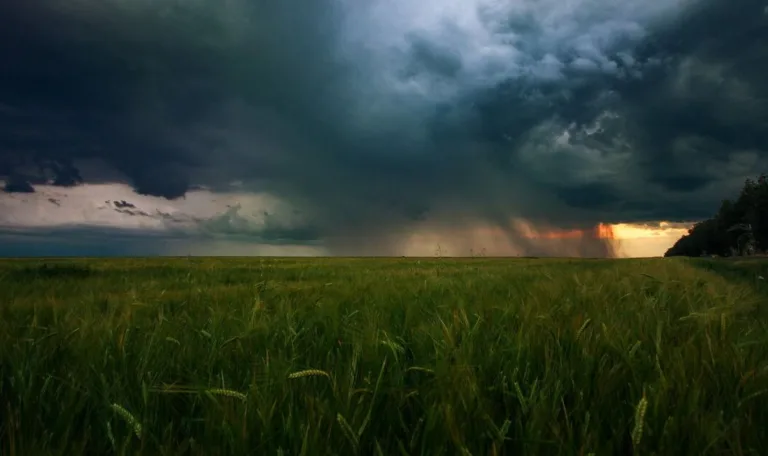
[1,257,767,455]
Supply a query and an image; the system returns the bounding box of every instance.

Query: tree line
[664,174,768,257]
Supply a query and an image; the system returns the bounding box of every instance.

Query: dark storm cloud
[1,0,767,255]
[615,0,768,193]
[0,227,175,257]
[0,225,322,257]
[3,176,35,194]
[198,205,324,244]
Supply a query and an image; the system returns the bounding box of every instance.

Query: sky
[0,0,765,257]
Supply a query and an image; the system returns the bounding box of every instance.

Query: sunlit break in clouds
[0,0,766,256]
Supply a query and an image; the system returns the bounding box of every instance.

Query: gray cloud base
[1,0,766,255]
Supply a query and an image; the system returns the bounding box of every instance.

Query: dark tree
[665,174,768,257]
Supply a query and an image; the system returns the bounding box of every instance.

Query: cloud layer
[1,0,766,255]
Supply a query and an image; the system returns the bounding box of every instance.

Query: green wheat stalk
[576,318,592,339]
[206,388,247,402]
[110,403,142,439]
[337,413,360,452]
[288,369,331,379]
[632,393,649,448]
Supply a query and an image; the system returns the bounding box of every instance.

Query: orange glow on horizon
[595,223,615,240]
[398,219,694,258]
[521,223,616,240]
[503,220,694,258]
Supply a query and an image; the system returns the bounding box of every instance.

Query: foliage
[1,257,767,455]
[665,174,768,257]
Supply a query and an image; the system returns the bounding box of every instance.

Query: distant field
[1,257,767,455]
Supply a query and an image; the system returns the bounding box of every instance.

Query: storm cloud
[1,0,766,256]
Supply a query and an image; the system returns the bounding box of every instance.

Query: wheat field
[1,257,767,455]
